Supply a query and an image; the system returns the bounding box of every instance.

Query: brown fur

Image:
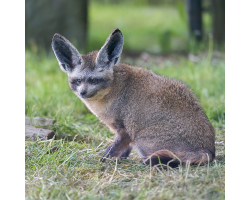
[52,29,215,167]
[94,63,215,166]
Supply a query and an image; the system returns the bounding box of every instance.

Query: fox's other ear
[96,28,124,69]
[52,34,83,73]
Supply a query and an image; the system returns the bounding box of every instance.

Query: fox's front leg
[119,145,132,159]
[101,130,131,162]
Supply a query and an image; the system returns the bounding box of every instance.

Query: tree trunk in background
[211,0,225,45]
[186,0,203,41]
[25,0,89,50]
[82,0,89,52]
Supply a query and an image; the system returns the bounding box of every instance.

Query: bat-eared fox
[52,28,215,168]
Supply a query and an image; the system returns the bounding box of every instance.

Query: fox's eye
[90,78,99,85]
[76,79,81,85]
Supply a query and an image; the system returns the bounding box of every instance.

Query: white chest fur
[81,99,116,133]
[82,99,107,118]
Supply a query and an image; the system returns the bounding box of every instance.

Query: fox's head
[52,28,124,100]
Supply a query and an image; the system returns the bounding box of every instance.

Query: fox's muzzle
[80,90,87,97]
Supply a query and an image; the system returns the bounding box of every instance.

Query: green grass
[25,139,224,200]
[25,49,225,199]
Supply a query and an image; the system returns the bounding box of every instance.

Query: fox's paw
[100,145,113,162]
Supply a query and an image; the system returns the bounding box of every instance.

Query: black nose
[80,90,87,96]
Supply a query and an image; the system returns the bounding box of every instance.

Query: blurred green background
[25,0,224,54]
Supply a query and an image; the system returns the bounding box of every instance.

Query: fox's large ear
[95,28,124,69]
[52,34,83,73]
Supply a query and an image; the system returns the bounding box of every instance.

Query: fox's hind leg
[142,149,214,168]
[139,149,181,168]
[143,152,180,168]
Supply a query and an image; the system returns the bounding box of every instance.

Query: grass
[25,139,224,200]
[25,2,224,199]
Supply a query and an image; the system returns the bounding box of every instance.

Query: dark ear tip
[53,33,61,39]
[52,33,66,43]
[111,28,122,36]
